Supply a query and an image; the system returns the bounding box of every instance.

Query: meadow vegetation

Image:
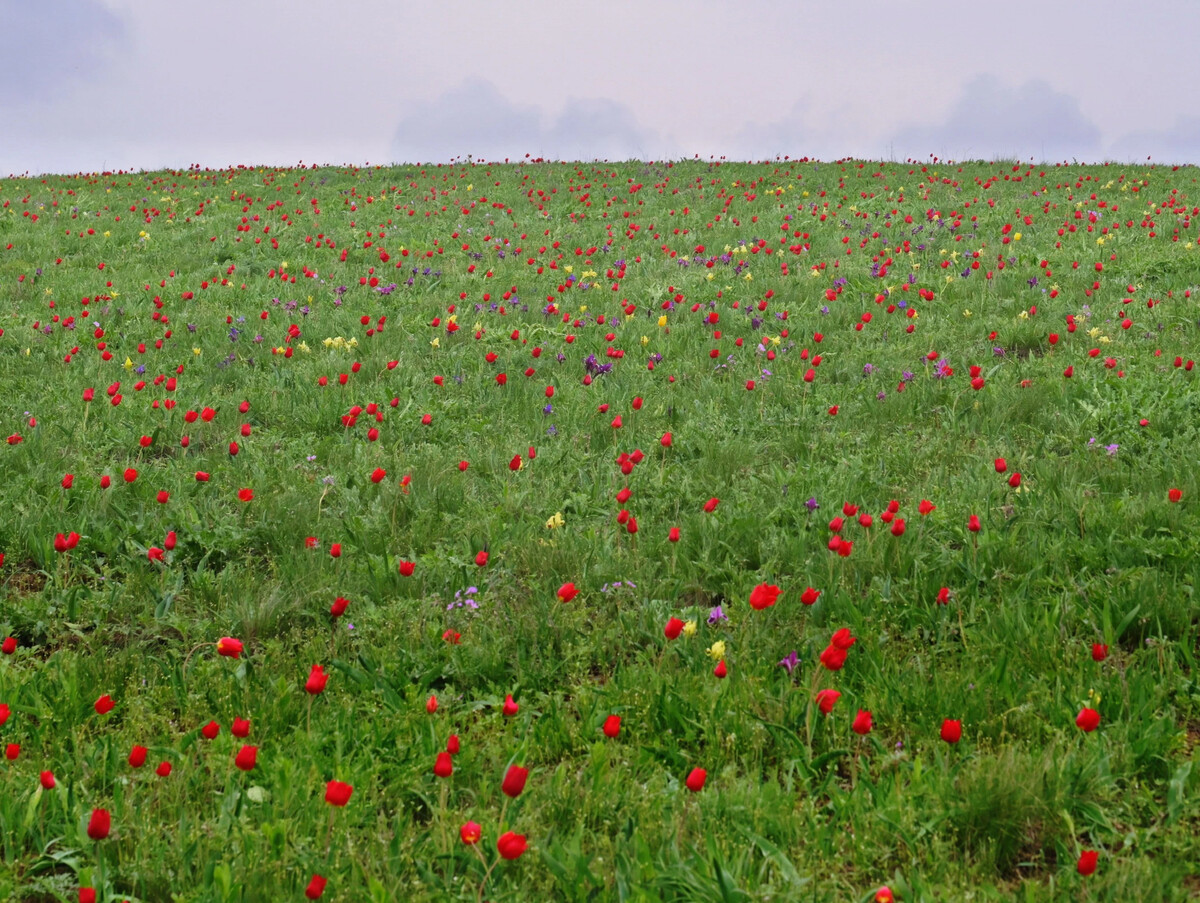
[0,156,1198,901]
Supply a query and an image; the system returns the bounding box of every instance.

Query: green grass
[0,157,1198,902]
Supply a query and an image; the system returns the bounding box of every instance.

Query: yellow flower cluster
[322,336,359,350]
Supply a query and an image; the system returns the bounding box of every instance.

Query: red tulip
[502,694,519,717]
[123,467,138,483]
[501,764,529,798]
[201,721,220,740]
[399,560,415,577]
[305,875,328,900]
[497,831,528,860]
[1077,850,1098,876]
[2,637,16,655]
[1008,472,1022,488]
[460,822,481,844]
[941,719,962,744]
[685,767,707,792]
[660,432,673,447]
[86,808,111,840]
[305,664,328,695]
[875,887,895,903]
[557,582,578,603]
[475,550,489,567]
[237,488,254,503]
[128,745,148,768]
[748,583,780,611]
[1076,707,1100,732]
[603,715,621,738]
[819,645,847,671]
[918,499,936,516]
[967,515,981,533]
[6,743,18,760]
[831,628,857,650]
[231,717,250,738]
[936,587,951,605]
[329,543,342,558]
[664,617,685,640]
[800,586,821,605]
[508,454,522,471]
[426,695,438,714]
[713,660,727,679]
[890,517,906,536]
[40,770,56,789]
[1168,488,1182,503]
[1091,643,1108,662]
[370,467,386,484]
[668,527,681,543]
[433,751,453,778]
[156,761,172,777]
[330,596,349,618]
[216,637,243,659]
[703,497,719,513]
[94,694,114,715]
[852,709,873,735]
[815,689,841,715]
[447,735,460,754]
[994,457,1007,473]
[0,703,8,726]
[325,780,353,806]
[234,745,258,771]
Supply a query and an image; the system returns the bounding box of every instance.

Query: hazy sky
[2,0,1198,175]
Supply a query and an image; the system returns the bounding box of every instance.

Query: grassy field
[0,156,1198,902]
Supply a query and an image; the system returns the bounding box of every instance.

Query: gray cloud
[544,96,662,161]
[0,0,127,100]
[1108,116,1200,164]
[890,75,1103,162]
[729,98,812,160]
[390,79,664,163]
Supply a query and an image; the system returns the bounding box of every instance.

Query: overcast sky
[2,0,1198,175]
